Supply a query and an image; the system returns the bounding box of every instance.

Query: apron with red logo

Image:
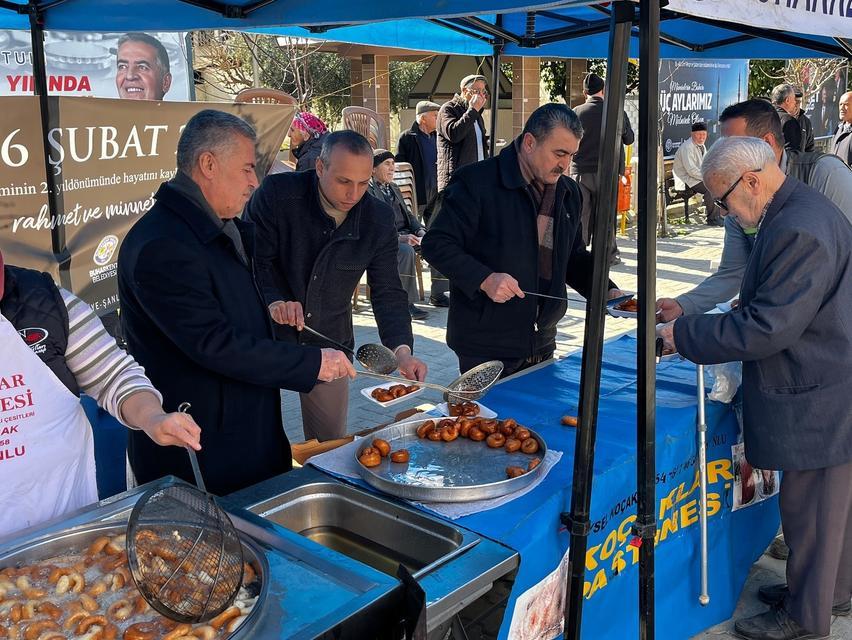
[0,309,97,538]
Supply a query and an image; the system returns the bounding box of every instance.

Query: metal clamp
[560,513,591,537]
[630,519,657,539]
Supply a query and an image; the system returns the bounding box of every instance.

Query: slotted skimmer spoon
[126,403,243,623]
[302,324,399,374]
[359,360,504,403]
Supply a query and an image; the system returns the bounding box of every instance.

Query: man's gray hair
[318,130,373,167]
[701,136,775,186]
[522,103,583,141]
[176,109,257,174]
[770,83,795,106]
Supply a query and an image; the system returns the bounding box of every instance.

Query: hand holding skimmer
[126,402,244,623]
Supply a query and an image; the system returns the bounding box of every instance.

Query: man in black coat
[570,73,635,265]
[832,91,852,165]
[437,74,490,192]
[396,100,450,307]
[245,131,427,442]
[118,110,354,496]
[422,104,624,377]
[773,83,814,153]
[658,137,852,640]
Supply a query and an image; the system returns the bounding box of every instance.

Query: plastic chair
[234,87,298,105]
[393,162,424,301]
[342,106,387,149]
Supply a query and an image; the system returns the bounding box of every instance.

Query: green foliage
[540,60,567,102]
[748,60,785,100]
[389,60,429,114]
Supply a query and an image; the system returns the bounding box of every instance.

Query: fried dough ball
[416,420,435,439]
[372,438,391,457]
[513,427,531,441]
[390,450,410,463]
[521,437,540,454]
[468,427,486,442]
[440,425,459,442]
[528,458,542,471]
[358,447,382,467]
[506,466,526,479]
[561,415,578,427]
[486,433,506,448]
[479,419,498,435]
[504,438,521,453]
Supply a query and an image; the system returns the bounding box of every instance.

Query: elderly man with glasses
[436,74,491,192]
[657,136,852,640]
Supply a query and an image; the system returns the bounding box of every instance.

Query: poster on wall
[659,59,749,159]
[0,96,294,313]
[0,30,191,100]
[803,67,848,139]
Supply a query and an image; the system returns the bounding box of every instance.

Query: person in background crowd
[657,98,852,322]
[792,87,815,152]
[772,83,814,153]
[570,72,635,265]
[396,100,450,308]
[832,91,852,165]
[115,32,172,101]
[672,121,722,225]
[289,111,329,172]
[368,149,428,320]
[814,85,837,138]
[246,131,427,442]
[0,250,201,537]
[119,110,354,496]
[423,103,625,377]
[658,136,851,640]
[437,74,490,192]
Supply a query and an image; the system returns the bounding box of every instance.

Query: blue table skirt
[454,334,779,640]
[83,334,780,639]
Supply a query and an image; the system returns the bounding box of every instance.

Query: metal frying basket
[126,481,244,623]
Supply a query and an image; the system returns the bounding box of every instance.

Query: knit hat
[373,148,394,167]
[691,121,708,132]
[416,100,440,116]
[460,74,486,91]
[583,73,605,94]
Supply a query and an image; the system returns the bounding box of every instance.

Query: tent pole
[489,16,503,157]
[26,0,70,288]
[562,2,632,639]
[636,1,661,639]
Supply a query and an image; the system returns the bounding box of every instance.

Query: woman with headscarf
[289,111,328,172]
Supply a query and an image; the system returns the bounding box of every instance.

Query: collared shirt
[169,171,247,265]
[318,186,348,228]
[474,121,485,162]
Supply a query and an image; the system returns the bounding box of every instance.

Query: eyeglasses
[714,168,762,212]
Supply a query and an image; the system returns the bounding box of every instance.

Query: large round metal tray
[354,416,548,502]
[0,522,268,639]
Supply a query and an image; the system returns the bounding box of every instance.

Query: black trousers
[781,459,852,636]
[457,351,554,379]
[690,181,723,225]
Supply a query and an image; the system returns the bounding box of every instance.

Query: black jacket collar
[498,137,569,204]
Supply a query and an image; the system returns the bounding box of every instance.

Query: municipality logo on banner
[93,235,119,266]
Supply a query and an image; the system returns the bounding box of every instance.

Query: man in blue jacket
[658,137,852,640]
[118,110,354,496]
[246,131,427,442]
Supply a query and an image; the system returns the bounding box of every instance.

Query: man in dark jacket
[118,110,354,496]
[368,148,427,320]
[396,100,450,307]
[658,136,852,640]
[773,83,814,153]
[422,104,624,376]
[570,73,635,265]
[832,91,852,165]
[437,74,490,192]
[245,131,427,442]
[792,87,816,152]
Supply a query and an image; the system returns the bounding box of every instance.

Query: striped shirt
[61,289,160,428]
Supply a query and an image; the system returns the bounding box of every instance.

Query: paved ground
[279,221,851,640]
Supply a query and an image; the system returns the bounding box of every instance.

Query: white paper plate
[360,382,424,408]
[606,294,637,319]
[435,401,497,419]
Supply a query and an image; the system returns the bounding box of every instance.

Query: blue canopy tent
[1,1,849,638]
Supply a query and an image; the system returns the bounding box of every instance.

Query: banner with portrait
[0,30,191,100]
[659,59,749,159]
[0,96,294,313]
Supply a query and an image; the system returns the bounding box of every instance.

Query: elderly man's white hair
[701,136,775,187]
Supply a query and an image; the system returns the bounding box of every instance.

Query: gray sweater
[676,151,852,315]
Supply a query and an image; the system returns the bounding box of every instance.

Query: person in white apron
[0,252,201,539]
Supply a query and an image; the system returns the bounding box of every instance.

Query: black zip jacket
[422,140,616,359]
[245,170,413,353]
